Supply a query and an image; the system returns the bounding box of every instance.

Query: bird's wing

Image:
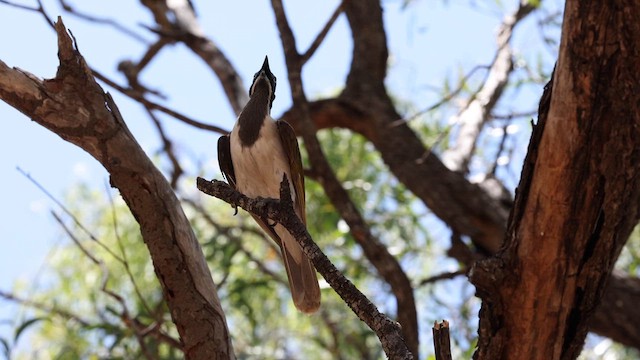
[276,120,306,224]
[217,134,236,188]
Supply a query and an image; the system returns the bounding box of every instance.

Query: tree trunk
[471,1,640,359]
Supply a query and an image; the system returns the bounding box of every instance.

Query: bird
[217,56,321,313]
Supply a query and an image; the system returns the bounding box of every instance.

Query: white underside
[229,117,302,263]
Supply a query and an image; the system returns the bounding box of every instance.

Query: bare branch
[392,65,489,126]
[301,0,346,64]
[0,289,91,327]
[196,177,412,360]
[183,198,287,285]
[146,109,184,189]
[140,0,248,115]
[58,0,148,44]
[442,0,537,173]
[418,270,466,287]
[0,0,54,28]
[93,69,228,134]
[270,0,418,356]
[432,320,452,360]
[0,18,234,359]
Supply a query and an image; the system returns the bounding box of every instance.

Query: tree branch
[270,0,418,356]
[432,320,452,360]
[140,0,248,115]
[0,18,234,360]
[442,0,537,173]
[301,0,346,64]
[93,69,228,134]
[196,177,412,360]
[471,0,640,356]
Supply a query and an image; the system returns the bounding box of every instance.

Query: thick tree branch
[196,177,412,360]
[283,99,510,254]
[341,0,389,100]
[0,18,234,360]
[280,0,640,349]
[590,272,640,349]
[471,1,640,357]
[270,0,418,357]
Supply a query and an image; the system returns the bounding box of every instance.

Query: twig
[301,0,346,64]
[104,181,154,317]
[182,198,287,285]
[391,65,489,126]
[196,176,412,360]
[442,0,537,173]
[17,167,126,263]
[0,289,91,327]
[58,0,148,44]
[52,209,180,355]
[432,320,452,360]
[418,269,466,287]
[92,69,228,134]
[146,108,184,188]
[0,0,54,28]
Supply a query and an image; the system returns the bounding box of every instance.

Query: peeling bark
[0,19,234,360]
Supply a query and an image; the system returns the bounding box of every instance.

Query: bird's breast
[229,120,294,201]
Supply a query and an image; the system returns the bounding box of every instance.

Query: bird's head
[249,56,277,109]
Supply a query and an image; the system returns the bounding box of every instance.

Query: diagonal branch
[301,0,346,64]
[0,17,234,359]
[442,0,538,173]
[140,0,248,115]
[270,0,418,356]
[59,0,148,44]
[93,69,228,134]
[196,177,412,360]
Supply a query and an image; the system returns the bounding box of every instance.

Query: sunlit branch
[442,0,538,173]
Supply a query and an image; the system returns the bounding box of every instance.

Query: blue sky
[0,0,558,354]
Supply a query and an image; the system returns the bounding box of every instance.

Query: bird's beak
[261,56,270,73]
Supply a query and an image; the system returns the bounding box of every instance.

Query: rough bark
[283,0,510,256]
[271,0,419,356]
[471,1,640,359]
[281,0,640,349]
[0,18,234,360]
[197,177,413,360]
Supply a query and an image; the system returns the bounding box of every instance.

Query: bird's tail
[251,215,321,313]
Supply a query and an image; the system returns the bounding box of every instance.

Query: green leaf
[526,0,541,8]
